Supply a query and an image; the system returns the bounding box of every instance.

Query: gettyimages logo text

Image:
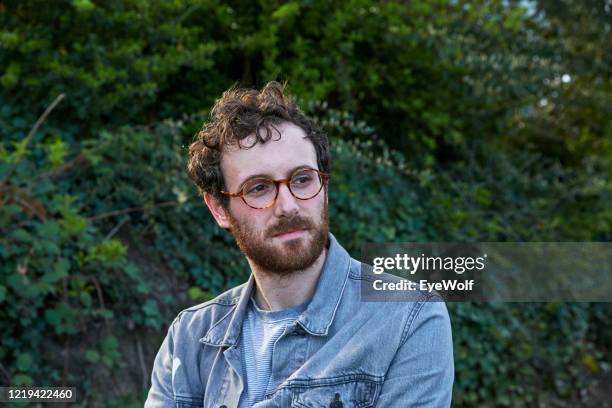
[371,253,488,275]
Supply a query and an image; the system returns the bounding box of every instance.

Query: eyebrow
[237,165,314,188]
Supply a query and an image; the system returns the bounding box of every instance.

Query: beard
[228,200,329,275]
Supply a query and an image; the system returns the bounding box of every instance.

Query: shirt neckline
[249,297,309,323]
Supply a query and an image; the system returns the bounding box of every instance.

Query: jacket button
[330,393,343,408]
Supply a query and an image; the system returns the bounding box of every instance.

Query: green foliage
[188,286,216,303]
[509,0,612,166]
[0,128,158,403]
[4,0,607,171]
[0,117,610,404]
[0,0,610,406]
[1,0,224,139]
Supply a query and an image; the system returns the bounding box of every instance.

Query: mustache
[267,216,313,237]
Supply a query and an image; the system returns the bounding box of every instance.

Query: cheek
[232,204,271,231]
[304,195,326,217]
[229,200,257,219]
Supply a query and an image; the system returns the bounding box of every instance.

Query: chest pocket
[291,377,380,408]
[175,395,203,408]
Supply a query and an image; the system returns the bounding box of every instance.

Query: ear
[203,192,231,229]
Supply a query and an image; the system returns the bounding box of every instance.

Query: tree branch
[0,94,66,186]
[88,201,178,222]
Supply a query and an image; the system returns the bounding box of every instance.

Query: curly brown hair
[186,81,330,207]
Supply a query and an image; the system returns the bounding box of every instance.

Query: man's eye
[246,183,271,195]
[292,174,314,185]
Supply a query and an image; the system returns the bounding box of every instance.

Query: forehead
[220,122,318,189]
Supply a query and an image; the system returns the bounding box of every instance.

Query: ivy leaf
[80,291,92,307]
[16,352,33,371]
[46,137,68,169]
[13,374,33,386]
[187,287,215,303]
[10,228,31,243]
[85,350,100,363]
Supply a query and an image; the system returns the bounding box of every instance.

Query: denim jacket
[145,233,454,407]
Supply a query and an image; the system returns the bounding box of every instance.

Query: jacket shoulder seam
[180,298,239,314]
[399,292,439,345]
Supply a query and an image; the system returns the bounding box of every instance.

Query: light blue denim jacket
[145,233,454,407]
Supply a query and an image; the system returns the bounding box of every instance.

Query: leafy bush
[2,112,609,405]
[1,0,609,406]
[3,1,607,169]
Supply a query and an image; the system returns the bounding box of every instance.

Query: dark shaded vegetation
[1,1,610,406]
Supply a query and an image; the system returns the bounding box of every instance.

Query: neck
[249,247,328,311]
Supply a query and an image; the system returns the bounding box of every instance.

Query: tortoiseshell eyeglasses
[221,167,329,209]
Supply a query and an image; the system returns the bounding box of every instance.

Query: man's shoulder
[346,257,442,302]
[339,256,451,346]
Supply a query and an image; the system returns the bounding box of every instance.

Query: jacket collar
[200,232,351,347]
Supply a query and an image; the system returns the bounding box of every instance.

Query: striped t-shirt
[238,298,308,408]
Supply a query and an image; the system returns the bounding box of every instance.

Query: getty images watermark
[360,243,612,302]
[371,252,486,293]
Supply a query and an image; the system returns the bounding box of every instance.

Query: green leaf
[187,287,214,303]
[123,263,140,279]
[46,137,69,168]
[36,221,62,242]
[13,374,33,386]
[44,308,60,326]
[99,309,114,319]
[0,31,19,47]
[16,352,33,371]
[85,350,100,363]
[44,303,78,334]
[9,137,30,163]
[42,258,70,284]
[72,0,95,12]
[80,291,92,307]
[0,62,21,89]
[272,2,300,20]
[7,274,26,291]
[59,213,89,237]
[102,335,118,351]
[10,228,31,243]
[142,299,159,317]
[136,282,151,294]
[474,186,492,207]
[88,239,126,266]
[100,336,120,367]
[34,239,60,256]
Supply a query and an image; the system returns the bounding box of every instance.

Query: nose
[273,182,300,218]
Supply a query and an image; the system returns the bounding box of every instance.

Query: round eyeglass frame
[220,168,329,209]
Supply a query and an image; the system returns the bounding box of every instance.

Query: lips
[274,228,307,237]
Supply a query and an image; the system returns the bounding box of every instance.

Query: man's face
[216,122,329,274]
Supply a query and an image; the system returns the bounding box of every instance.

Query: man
[145,82,454,407]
